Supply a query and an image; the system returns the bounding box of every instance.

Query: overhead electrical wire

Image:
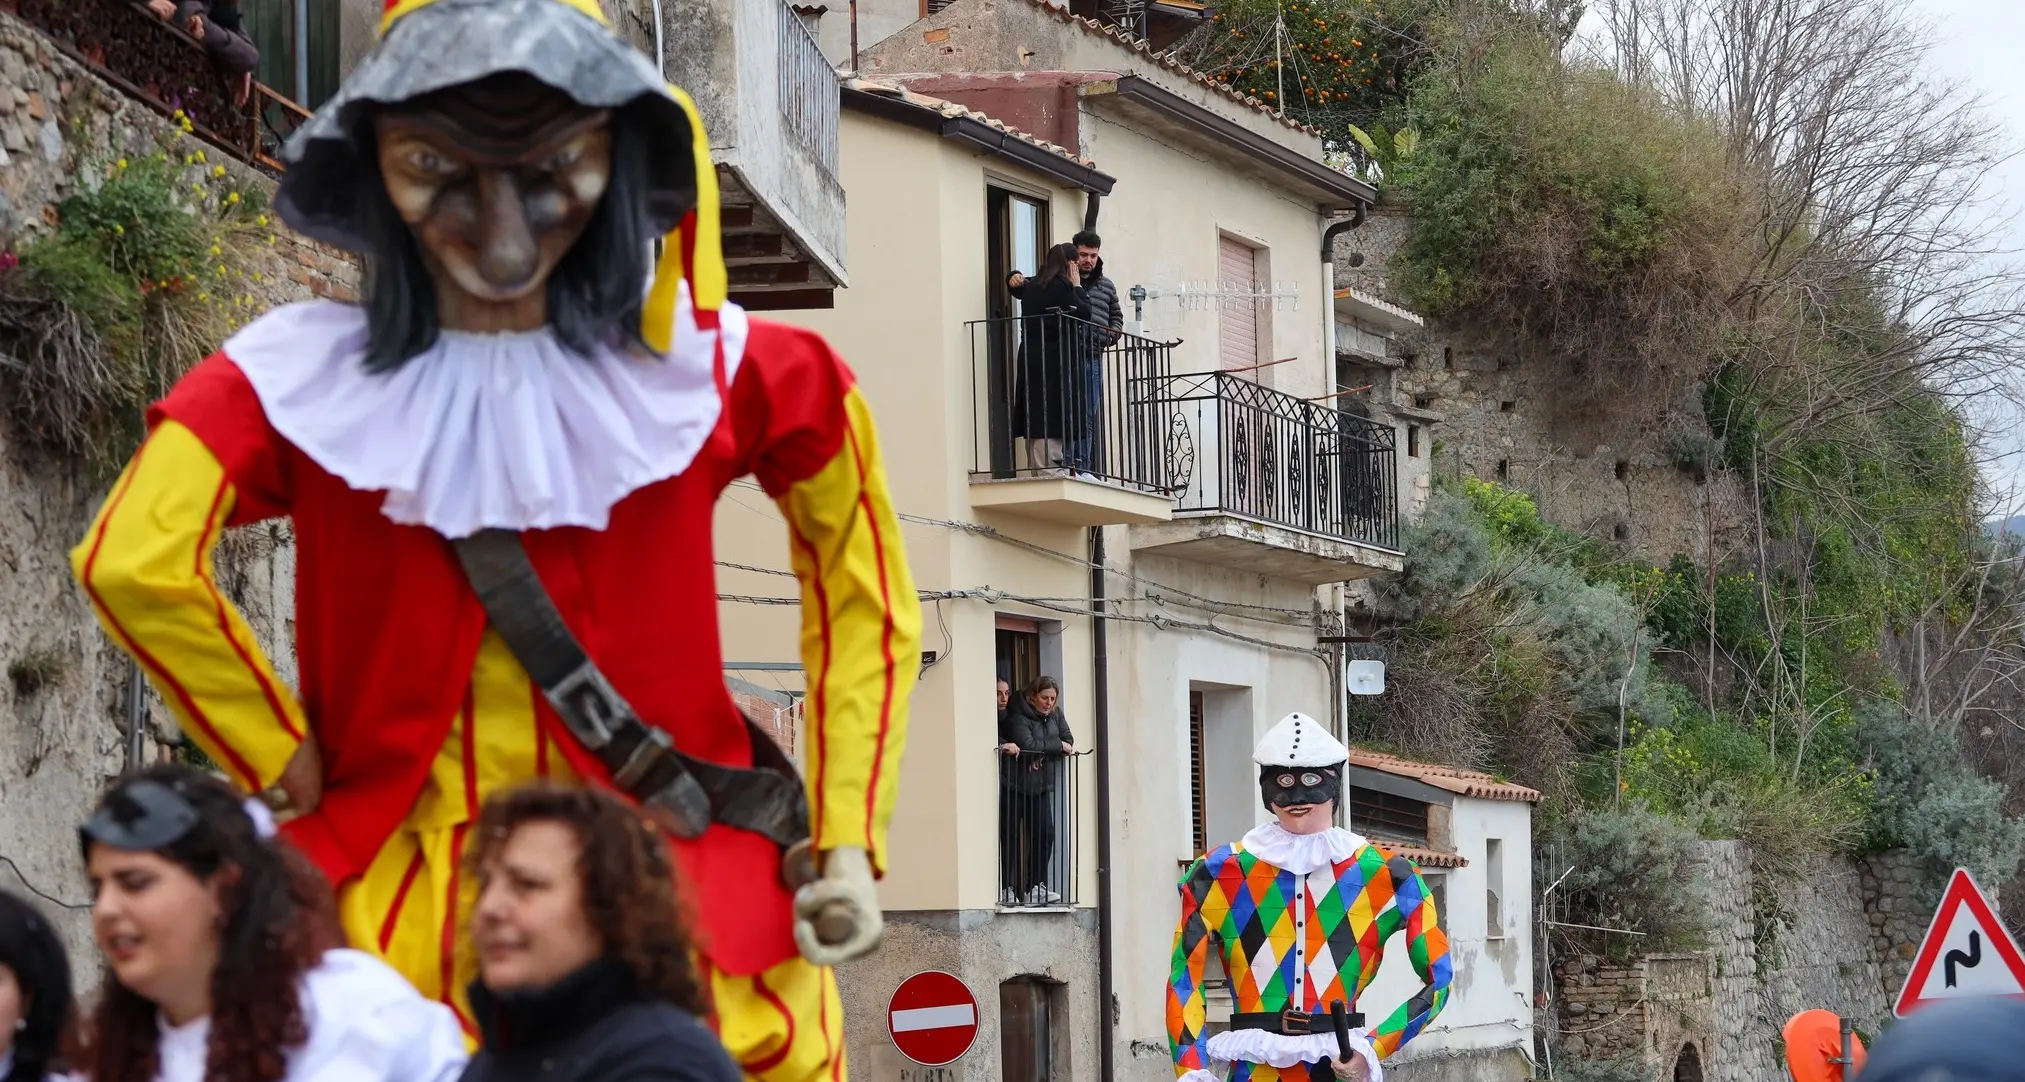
[720,478,1325,625]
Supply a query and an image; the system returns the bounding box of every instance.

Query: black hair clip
[79,780,201,856]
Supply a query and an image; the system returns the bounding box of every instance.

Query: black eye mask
[79,779,201,856]
[1259,764,1341,810]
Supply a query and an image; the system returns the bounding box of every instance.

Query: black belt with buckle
[1230,1006,1365,1035]
[453,529,819,890]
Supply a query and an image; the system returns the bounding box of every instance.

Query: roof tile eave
[846,76,1099,169]
[1011,0,1318,136]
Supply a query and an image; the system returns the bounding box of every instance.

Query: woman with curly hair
[0,890,75,1082]
[459,783,739,1082]
[74,765,468,1082]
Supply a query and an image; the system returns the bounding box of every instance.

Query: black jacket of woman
[1012,274,1092,442]
[460,958,740,1082]
[1001,694,1075,794]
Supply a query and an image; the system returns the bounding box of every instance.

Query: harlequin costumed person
[68,1,921,1078]
[1167,713,1452,1082]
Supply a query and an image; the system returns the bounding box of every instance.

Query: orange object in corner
[1785,1009,1868,1082]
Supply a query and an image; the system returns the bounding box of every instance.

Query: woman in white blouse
[73,765,468,1082]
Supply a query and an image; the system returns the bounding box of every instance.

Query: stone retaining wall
[0,10,355,975]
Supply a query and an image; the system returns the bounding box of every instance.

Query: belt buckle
[1280,1006,1311,1035]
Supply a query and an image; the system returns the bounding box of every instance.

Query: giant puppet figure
[1167,714,1452,1082]
[68,0,920,1077]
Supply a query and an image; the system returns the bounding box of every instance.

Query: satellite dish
[1346,659,1386,696]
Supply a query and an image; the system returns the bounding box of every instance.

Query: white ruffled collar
[221,291,747,539]
[1239,822,1367,875]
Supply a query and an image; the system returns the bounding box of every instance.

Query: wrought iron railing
[6,0,296,175]
[996,748,1081,909]
[776,0,838,176]
[253,81,310,172]
[969,310,1177,493]
[1154,370,1400,550]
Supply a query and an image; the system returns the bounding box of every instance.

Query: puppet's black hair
[356,105,657,372]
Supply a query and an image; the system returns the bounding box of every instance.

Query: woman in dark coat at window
[1011,243,1092,472]
[997,676,1076,905]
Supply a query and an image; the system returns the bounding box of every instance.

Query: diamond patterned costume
[1166,829,1452,1080]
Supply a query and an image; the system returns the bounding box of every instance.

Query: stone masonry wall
[1333,205,1753,569]
[1552,840,1911,1082]
[1858,849,1944,1002]
[0,11,356,974]
[1552,955,1653,1065]
[1759,858,1890,1041]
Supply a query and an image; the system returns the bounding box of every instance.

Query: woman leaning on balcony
[998,676,1076,906]
[146,0,258,104]
[1011,243,1092,473]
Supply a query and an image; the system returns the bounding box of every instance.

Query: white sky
[1571,1,2025,515]
[1923,0,2025,512]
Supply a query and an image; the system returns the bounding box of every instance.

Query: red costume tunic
[72,299,920,1014]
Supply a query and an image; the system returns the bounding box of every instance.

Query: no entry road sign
[887,970,979,1066]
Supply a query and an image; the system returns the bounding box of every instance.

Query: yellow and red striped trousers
[336,634,848,1082]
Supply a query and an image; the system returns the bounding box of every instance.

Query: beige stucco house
[706,5,1485,1077]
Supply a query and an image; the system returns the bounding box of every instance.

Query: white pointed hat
[1252,712,1350,768]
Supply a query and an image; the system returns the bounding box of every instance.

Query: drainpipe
[124,657,147,772]
[1091,525,1115,1082]
[649,0,666,80]
[293,0,309,104]
[849,0,861,74]
[1320,203,1369,759]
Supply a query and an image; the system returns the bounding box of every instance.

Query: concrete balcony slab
[1129,513,1403,584]
[968,475,1175,526]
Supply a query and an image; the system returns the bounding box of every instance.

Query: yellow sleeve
[775,387,922,874]
[70,420,307,791]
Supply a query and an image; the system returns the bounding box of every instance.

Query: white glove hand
[793,845,884,966]
[1177,1071,1222,1082]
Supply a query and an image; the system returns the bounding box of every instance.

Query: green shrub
[0,147,268,471]
[1541,803,1709,955]
[1857,702,2025,884]
[1391,10,1748,376]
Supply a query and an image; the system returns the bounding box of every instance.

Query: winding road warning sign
[1893,867,2025,1017]
[887,970,979,1066]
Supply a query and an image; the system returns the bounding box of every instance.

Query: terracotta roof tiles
[1016,0,1318,135]
[1350,748,1543,803]
[844,76,1099,167]
[1370,840,1469,869]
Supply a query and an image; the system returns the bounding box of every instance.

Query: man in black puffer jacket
[1008,231,1121,478]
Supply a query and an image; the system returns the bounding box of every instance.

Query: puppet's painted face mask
[374,73,613,304]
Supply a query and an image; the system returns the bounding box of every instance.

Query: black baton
[1330,1001,1352,1064]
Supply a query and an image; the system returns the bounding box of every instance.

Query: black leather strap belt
[1230,1006,1364,1035]
[453,529,816,886]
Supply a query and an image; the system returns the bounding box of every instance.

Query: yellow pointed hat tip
[380,0,610,34]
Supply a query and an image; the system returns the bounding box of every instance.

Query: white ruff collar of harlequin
[220,289,747,539]
[1239,821,1367,875]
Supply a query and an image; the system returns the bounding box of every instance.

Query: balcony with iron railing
[995,747,1083,910]
[663,0,845,306]
[1129,369,1404,583]
[8,0,312,174]
[968,310,1182,527]
[967,312,1404,577]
